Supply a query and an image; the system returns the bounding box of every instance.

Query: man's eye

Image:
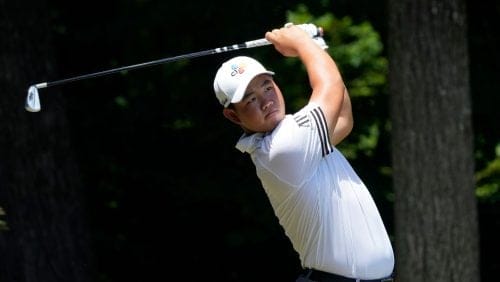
[263,82,273,92]
[246,96,256,105]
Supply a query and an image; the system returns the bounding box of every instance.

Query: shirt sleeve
[257,102,333,187]
[296,103,334,157]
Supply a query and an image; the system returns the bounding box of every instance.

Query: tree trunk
[0,1,95,281]
[387,0,480,281]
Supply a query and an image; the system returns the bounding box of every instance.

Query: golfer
[213,23,394,282]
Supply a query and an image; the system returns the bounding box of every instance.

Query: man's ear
[222,108,242,125]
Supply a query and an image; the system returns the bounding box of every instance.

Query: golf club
[25,23,327,112]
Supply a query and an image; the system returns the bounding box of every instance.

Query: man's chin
[266,109,283,120]
[266,114,284,130]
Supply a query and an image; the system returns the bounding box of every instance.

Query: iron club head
[25,85,41,112]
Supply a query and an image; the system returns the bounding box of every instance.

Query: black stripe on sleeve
[311,107,334,157]
[293,114,310,127]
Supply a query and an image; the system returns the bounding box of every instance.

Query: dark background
[9,0,500,281]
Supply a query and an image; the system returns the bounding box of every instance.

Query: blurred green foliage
[476,143,500,202]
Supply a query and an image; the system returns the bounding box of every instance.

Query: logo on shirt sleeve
[293,114,310,127]
[293,105,333,157]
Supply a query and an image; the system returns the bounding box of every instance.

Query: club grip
[295,23,323,38]
[295,23,328,49]
[244,23,328,49]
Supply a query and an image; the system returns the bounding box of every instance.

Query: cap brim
[230,71,275,105]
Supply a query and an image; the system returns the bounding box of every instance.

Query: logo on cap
[230,62,247,76]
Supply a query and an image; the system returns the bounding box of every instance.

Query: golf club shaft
[33,24,324,89]
[26,23,326,112]
[35,39,271,89]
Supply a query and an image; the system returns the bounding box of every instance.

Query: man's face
[227,74,286,133]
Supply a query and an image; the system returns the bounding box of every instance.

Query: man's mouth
[265,108,279,119]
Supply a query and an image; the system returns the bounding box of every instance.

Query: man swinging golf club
[213,23,395,282]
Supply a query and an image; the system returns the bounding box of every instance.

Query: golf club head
[25,85,41,112]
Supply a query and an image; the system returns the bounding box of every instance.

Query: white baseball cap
[213,56,274,107]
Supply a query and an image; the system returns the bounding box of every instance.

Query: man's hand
[265,24,318,57]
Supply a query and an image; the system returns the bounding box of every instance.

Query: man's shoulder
[291,102,323,127]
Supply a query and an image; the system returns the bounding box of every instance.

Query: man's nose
[262,100,274,110]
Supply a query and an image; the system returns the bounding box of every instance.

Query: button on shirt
[235,103,394,279]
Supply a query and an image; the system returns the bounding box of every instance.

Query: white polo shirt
[235,103,394,279]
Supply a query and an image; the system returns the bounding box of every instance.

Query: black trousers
[296,269,394,282]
